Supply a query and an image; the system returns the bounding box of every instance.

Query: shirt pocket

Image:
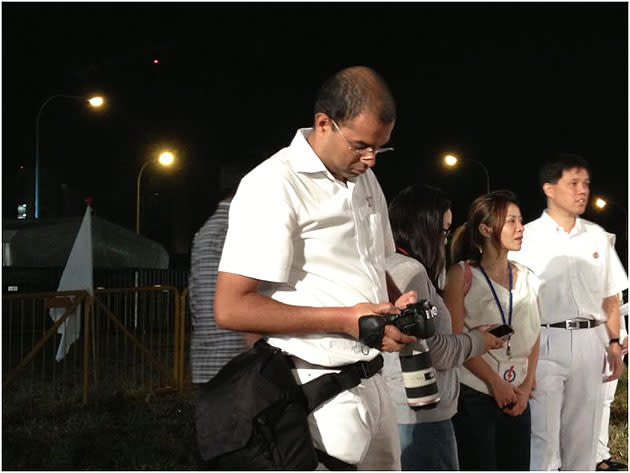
[575,240,607,302]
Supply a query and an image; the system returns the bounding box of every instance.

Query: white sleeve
[219,166,297,283]
[604,243,628,297]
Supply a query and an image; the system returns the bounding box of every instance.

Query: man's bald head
[313,66,396,125]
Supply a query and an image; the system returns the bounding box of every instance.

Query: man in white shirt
[214,66,417,469]
[510,153,627,471]
[595,232,628,471]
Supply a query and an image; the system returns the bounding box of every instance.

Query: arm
[603,293,624,382]
[215,271,416,352]
[427,332,481,370]
[443,264,467,334]
[505,335,540,416]
[427,332,473,370]
[428,330,501,370]
[243,333,262,347]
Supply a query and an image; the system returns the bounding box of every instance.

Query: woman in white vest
[443,190,541,471]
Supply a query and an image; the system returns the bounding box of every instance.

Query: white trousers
[292,361,401,470]
[595,326,626,463]
[596,377,618,463]
[530,325,607,471]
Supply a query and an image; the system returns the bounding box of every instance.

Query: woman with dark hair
[383,184,502,470]
[443,190,541,471]
[388,184,452,290]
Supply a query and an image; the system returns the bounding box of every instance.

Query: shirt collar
[540,209,585,235]
[287,128,330,175]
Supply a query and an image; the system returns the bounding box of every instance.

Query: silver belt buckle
[566,319,581,330]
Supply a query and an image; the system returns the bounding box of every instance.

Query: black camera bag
[196,339,383,470]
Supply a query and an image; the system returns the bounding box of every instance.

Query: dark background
[3,2,628,268]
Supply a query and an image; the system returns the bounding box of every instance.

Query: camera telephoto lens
[398,339,440,409]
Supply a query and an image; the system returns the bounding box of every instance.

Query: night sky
[3,2,628,268]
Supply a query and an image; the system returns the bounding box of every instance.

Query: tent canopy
[3,216,169,269]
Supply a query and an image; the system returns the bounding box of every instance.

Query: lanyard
[396,246,410,256]
[478,263,513,327]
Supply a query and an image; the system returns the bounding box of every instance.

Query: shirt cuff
[466,330,485,359]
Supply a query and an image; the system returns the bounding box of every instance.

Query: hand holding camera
[358,300,438,349]
[358,300,441,410]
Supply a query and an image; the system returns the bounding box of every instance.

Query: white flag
[50,205,94,361]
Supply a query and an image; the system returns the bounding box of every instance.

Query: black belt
[542,319,603,330]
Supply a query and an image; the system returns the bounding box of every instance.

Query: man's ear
[478,223,492,239]
[542,182,554,199]
[313,113,333,133]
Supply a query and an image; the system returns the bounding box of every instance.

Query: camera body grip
[358,301,437,349]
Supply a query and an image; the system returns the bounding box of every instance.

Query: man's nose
[360,155,377,168]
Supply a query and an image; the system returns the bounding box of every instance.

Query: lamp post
[34,94,104,219]
[593,196,628,240]
[136,151,176,234]
[443,153,491,194]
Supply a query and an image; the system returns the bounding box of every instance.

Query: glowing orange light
[153,59,159,64]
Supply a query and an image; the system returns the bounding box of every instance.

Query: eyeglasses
[330,119,394,158]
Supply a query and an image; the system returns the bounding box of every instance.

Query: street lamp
[136,151,176,234]
[34,94,104,219]
[442,153,491,194]
[593,196,628,240]
[594,197,608,210]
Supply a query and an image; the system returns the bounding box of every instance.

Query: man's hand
[348,302,396,338]
[349,301,416,352]
[394,290,417,310]
[604,342,625,382]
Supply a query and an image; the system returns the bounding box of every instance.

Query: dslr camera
[359,300,440,410]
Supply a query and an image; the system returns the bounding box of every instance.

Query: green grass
[609,369,628,465]
[3,390,203,470]
[2,371,628,470]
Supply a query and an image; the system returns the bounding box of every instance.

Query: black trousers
[452,384,531,471]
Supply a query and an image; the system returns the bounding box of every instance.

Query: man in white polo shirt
[510,153,627,471]
[214,66,417,469]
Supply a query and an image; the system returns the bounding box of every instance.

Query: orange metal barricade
[3,286,188,407]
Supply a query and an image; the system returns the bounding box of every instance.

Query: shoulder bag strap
[299,354,384,414]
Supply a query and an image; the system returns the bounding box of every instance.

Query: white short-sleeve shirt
[219,128,395,366]
[509,211,628,324]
